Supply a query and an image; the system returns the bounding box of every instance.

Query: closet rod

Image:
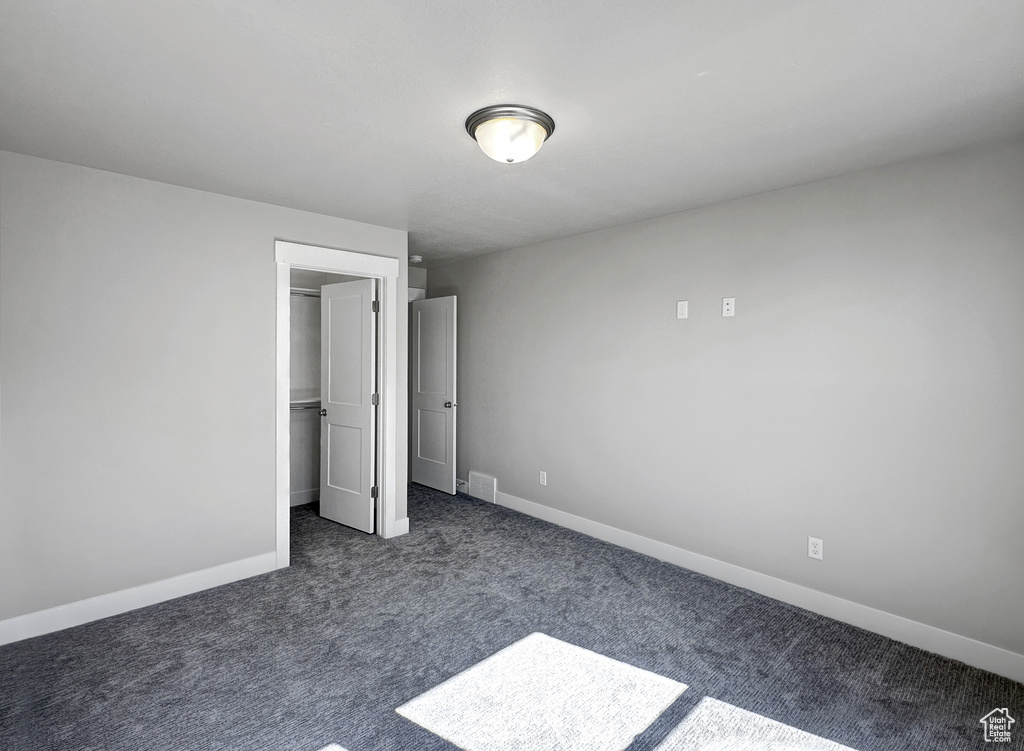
[290,288,321,299]
[290,402,322,411]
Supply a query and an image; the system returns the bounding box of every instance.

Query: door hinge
[370,486,378,499]
[371,300,379,313]
[371,393,379,406]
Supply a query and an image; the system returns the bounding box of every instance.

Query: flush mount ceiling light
[465,105,555,164]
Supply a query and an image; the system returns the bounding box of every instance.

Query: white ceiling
[2,1,1022,265]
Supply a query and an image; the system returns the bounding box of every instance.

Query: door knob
[319,408,327,417]
[444,401,458,408]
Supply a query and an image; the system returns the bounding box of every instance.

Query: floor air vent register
[468,471,497,503]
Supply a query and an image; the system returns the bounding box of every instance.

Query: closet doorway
[288,270,369,523]
[275,240,403,570]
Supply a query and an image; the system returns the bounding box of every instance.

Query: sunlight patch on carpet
[655,697,860,750]
[396,632,687,751]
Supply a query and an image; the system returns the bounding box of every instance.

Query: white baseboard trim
[0,551,277,646]
[290,489,319,507]
[495,490,1024,684]
[386,517,410,538]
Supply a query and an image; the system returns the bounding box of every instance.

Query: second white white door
[320,279,377,532]
[411,296,457,494]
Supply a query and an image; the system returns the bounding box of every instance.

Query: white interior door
[411,296,457,494]
[320,279,377,532]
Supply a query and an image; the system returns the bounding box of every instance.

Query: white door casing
[411,296,457,494]
[275,240,405,571]
[320,279,377,532]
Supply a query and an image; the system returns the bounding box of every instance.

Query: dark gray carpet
[1,484,1020,750]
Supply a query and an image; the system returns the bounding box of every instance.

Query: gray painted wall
[0,151,408,620]
[408,266,427,289]
[428,139,1024,656]
[290,293,322,402]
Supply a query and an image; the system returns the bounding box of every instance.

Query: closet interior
[288,268,358,506]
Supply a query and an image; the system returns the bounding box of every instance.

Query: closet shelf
[290,396,321,412]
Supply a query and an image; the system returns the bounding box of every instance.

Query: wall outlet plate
[808,536,823,560]
[676,300,688,319]
[722,297,735,317]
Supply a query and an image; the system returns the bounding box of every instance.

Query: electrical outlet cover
[808,536,823,560]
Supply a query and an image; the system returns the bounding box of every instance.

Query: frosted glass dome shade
[466,105,555,164]
[474,117,546,163]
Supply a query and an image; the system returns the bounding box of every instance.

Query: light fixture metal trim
[465,104,555,141]
[465,104,555,163]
